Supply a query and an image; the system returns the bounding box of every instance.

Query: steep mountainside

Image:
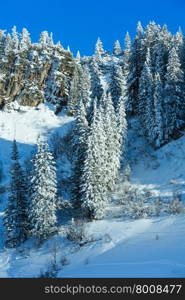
[0,22,185,278]
[0,28,76,110]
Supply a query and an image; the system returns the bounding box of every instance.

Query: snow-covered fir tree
[174,29,183,61]
[68,64,92,117]
[76,50,81,60]
[79,65,92,118]
[4,140,28,248]
[67,45,71,53]
[39,31,50,46]
[68,64,83,115]
[71,98,89,209]
[122,32,132,113]
[49,32,54,46]
[116,75,128,164]
[138,48,154,139]
[0,30,8,56]
[152,73,164,148]
[108,64,124,108]
[89,57,104,106]
[153,33,166,82]
[163,45,185,140]
[80,101,107,220]
[11,25,19,50]
[158,24,172,78]
[128,22,145,114]
[3,33,12,55]
[20,28,31,51]
[113,40,122,55]
[28,139,58,243]
[103,93,121,191]
[95,37,104,58]
[144,21,159,66]
[123,31,131,77]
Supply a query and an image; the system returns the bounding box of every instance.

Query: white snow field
[0,104,185,278]
[60,215,185,278]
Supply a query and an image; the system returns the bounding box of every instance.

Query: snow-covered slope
[60,215,185,278]
[0,108,185,278]
[131,133,185,203]
[0,103,73,163]
[59,131,185,278]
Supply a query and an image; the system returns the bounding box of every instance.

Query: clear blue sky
[1,0,185,56]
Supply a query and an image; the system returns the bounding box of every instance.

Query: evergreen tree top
[11,140,19,161]
[113,40,122,55]
[95,37,104,56]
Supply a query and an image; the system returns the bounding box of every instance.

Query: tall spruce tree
[108,64,124,108]
[71,98,89,209]
[152,73,164,148]
[4,140,28,248]
[90,58,104,105]
[79,65,92,116]
[122,32,132,113]
[159,24,173,78]
[103,93,120,191]
[116,75,128,164]
[128,22,145,114]
[68,64,83,115]
[164,45,185,140]
[123,32,131,76]
[174,29,183,59]
[138,48,154,138]
[181,33,185,77]
[153,35,166,83]
[28,139,57,242]
[144,21,159,68]
[80,101,107,220]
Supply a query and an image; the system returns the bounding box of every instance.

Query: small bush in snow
[154,198,163,216]
[168,198,184,215]
[61,199,72,209]
[66,218,100,246]
[117,182,185,218]
[60,256,70,266]
[66,218,86,243]
[120,164,131,182]
[127,200,154,219]
[38,261,59,278]
[56,198,73,210]
[103,233,112,243]
[119,183,154,219]
[39,242,61,278]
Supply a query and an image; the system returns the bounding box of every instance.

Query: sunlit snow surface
[0,105,185,277]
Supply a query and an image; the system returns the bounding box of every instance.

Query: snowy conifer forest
[0,22,185,277]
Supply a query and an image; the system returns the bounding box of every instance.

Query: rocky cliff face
[0,28,76,111]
